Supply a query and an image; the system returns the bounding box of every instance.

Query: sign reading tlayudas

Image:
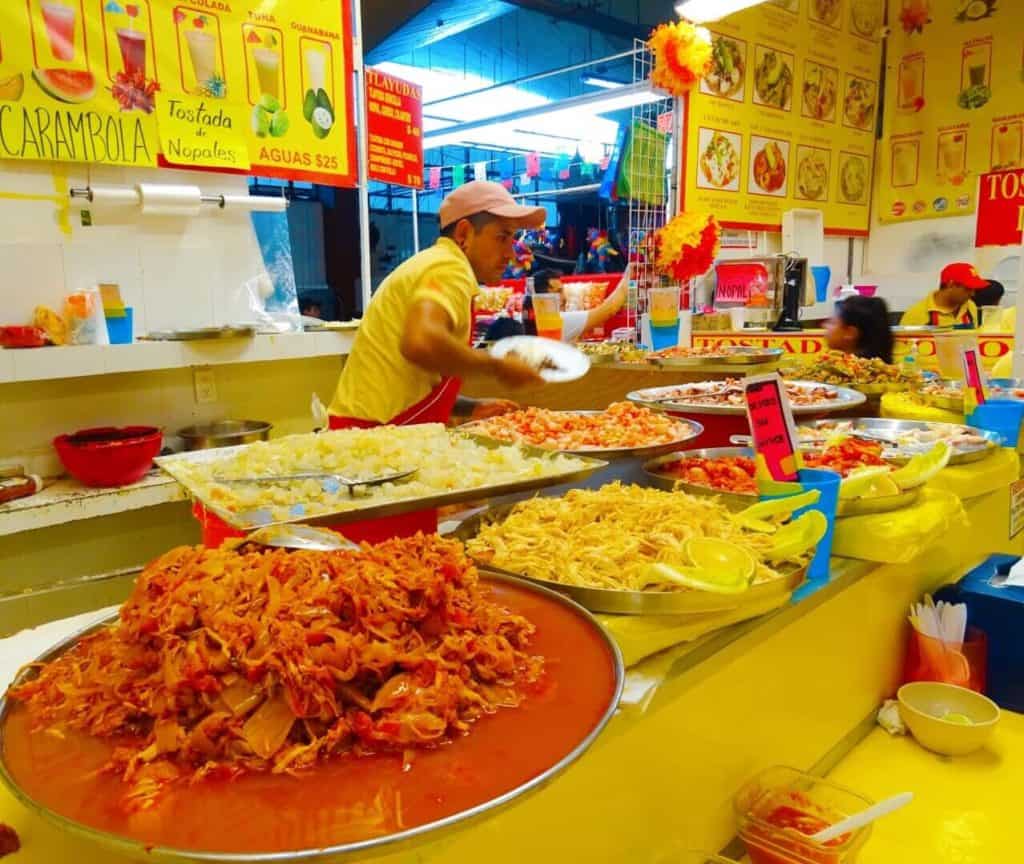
[976,169,1024,247]
[0,1,356,186]
[365,67,422,188]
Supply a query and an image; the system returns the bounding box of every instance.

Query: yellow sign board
[878,0,1024,223]
[681,0,883,235]
[0,1,355,186]
[157,94,249,171]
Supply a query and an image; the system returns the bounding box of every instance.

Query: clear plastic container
[734,767,873,864]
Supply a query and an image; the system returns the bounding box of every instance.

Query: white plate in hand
[489,336,591,383]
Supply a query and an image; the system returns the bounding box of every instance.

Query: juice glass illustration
[649,287,680,328]
[253,47,280,99]
[185,28,217,90]
[893,143,917,186]
[532,293,563,340]
[899,60,922,108]
[939,134,965,180]
[41,2,76,62]
[117,28,147,77]
[304,45,328,93]
[994,124,1022,168]
[963,45,989,89]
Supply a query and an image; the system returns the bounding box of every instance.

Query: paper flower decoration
[899,0,931,34]
[654,211,720,282]
[648,20,713,97]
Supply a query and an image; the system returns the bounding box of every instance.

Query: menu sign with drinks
[878,0,1024,223]
[0,1,356,186]
[680,0,882,236]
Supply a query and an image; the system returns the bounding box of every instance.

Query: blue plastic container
[763,467,839,601]
[935,555,1024,711]
[811,266,831,303]
[105,307,133,345]
[649,322,679,351]
[967,399,1024,448]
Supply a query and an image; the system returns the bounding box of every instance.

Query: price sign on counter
[744,374,800,484]
[961,347,987,409]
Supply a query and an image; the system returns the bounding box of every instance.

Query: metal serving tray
[648,347,785,368]
[156,432,608,531]
[453,500,806,615]
[140,325,256,341]
[0,570,623,864]
[626,380,867,417]
[797,418,999,466]
[459,412,704,460]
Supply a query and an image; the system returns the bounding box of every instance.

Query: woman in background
[824,295,894,363]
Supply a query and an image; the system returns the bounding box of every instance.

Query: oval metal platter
[460,411,705,460]
[642,447,756,510]
[452,502,806,616]
[626,380,866,417]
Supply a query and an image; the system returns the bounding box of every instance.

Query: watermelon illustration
[32,68,97,104]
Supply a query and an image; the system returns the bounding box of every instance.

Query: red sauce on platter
[3,580,617,855]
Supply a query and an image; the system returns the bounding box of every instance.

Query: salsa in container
[735,767,873,864]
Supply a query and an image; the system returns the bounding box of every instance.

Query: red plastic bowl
[53,426,163,488]
[0,326,47,349]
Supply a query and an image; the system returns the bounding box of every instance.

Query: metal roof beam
[503,0,646,41]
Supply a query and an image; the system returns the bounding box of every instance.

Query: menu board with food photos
[878,0,1024,224]
[681,0,883,236]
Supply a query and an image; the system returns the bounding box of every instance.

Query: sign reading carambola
[0,0,356,186]
[878,0,1024,223]
[681,0,883,235]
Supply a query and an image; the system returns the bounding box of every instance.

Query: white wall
[0,160,269,335]
[862,211,1022,314]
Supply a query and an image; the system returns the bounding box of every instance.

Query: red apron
[194,377,462,548]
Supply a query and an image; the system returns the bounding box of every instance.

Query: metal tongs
[214,469,418,494]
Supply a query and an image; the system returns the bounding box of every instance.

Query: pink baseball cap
[439,181,546,231]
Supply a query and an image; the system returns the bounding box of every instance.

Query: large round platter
[453,503,805,616]
[627,380,866,417]
[461,411,704,459]
[0,572,623,863]
[797,417,999,466]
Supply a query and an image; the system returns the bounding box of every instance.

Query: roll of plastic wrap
[218,194,288,213]
[74,186,140,208]
[137,183,202,216]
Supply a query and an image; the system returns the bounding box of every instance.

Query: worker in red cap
[900,262,987,328]
[329,181,547,428]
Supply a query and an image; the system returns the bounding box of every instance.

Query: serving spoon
[242,524,361,552]
[214,468,418,494]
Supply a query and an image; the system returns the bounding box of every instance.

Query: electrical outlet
[193,368,217,404]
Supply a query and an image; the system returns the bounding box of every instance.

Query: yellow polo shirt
[900,292,978,328]
[329,238,479,423]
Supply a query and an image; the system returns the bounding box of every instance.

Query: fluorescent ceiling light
[582,75,628,90]
[675,0,766,23]
[422,82,661,150]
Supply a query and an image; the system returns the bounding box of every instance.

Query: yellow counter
[0,522,985,863]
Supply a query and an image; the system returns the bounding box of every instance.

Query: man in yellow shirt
[900,262,986,328]
[329,181,546,427]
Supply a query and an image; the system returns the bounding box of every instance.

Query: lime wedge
[839,466,893,500]
[765,510,828,561]
[684,537,756,583]
[643,562,750,594]
[890,441,952,490]
[733,489,822,532]
[942,712,974,726]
